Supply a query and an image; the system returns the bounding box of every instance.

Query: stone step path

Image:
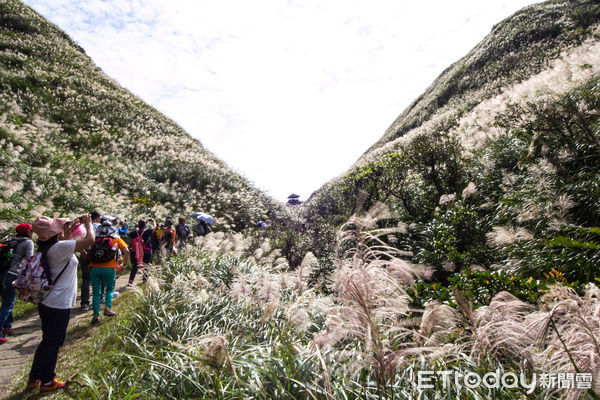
[0,273,134,398]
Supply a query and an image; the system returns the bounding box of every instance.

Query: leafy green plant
[410,268,551,309]
[414,202,492,272]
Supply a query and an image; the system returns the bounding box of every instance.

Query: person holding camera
[27,214,94,393]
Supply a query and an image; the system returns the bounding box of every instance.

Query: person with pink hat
[0,223,34,343]
[25,214,95,394]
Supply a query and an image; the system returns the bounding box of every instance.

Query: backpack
[130,229,149,266]
[176,224,190,239]
[12,252,69,304]
[0,238,22,273]
[194,222,205,236]
[161,227,174,244]
[89,237,117,263]
[150,229,160,250]
[195,221,211,237]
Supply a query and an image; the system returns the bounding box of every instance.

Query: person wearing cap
[89,221,129,324]
[100,215,116,224]
[27,214,94,393]
[0,223,34,343]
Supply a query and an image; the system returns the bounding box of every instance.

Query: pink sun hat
[32,216,69,241]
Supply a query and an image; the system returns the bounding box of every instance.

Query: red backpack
[130,229,149,267]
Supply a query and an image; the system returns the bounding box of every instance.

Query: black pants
[128,262,147,283]
[164,244,173,260]
[80,256,90,306]
[29,303,70,383]
[129,250,151,283]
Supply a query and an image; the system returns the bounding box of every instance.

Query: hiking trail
[0,274,135,398]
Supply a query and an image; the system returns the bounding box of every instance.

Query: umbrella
[190,212,215,225]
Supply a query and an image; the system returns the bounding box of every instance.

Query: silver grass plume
[534,284,600,397]
[317,202,425,390]
[470,285,600,398]
[416,302,464,347]
[471,292,537,365]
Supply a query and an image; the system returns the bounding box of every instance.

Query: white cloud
[23,0,543,201]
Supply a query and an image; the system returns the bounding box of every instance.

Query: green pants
[90,267,115,316]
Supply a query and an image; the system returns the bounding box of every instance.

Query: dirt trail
[0,274,133,397]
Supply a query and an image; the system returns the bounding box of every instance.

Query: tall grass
[56,209,598,400]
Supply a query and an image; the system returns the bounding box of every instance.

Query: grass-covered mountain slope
[363,0,600,162]
[294,0,600,284]
[3,2,600,399]
[0,0,287,234]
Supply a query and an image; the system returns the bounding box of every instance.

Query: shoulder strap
[13,237,27,249]
[51,261,70,286]
[42,259,70,301]
[43,241,69,286]
[5,238,19,247]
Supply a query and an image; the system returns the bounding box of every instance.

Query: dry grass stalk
[471,292,538,365]
[468,285,600,398]
[319,202,424,390]
[416,302,464,347]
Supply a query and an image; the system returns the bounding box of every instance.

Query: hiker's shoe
[125,283,134,289]
[26,380,40,391]
[112,291,120,298]
[90,316,101,325]
[2,328,13,336]
[104,309,116,317]
[0,336,7,344]
[40,378,66,393]
[80,304,90,311]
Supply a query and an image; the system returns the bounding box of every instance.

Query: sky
[23,0,543,202]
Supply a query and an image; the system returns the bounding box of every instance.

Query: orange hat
[32,216,68,241]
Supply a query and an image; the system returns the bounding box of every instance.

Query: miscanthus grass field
[15,75,596,399]
[2,1,600,399]
[8,214,599,400]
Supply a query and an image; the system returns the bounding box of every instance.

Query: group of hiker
[0,211,213,394]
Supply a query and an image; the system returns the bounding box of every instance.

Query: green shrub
[410,268,551,309]
[414,202,492,271]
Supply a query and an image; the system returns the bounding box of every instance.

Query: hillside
[297,0,600,278]
[0,0,287,235]
[2,1,600,399]
[361,0,600,163]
